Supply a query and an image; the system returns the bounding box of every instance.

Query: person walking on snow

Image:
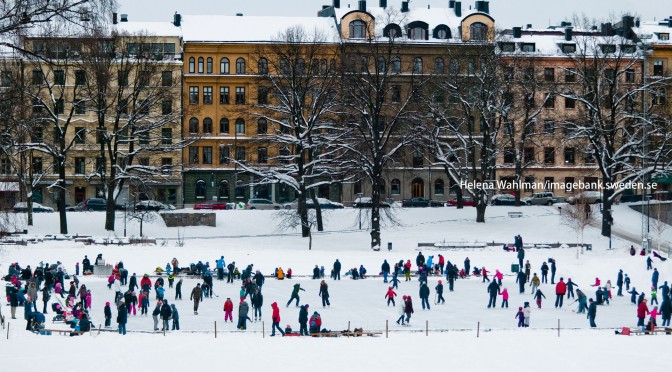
[516,270,527,294]
[500,288,509,308]
[523,302,531,327]
[587,299,597,327]
[286,283,305,307]
[647,256,653,270]
[190,283,203,315]
[652,268,660,289]
[555,278,567,308]
[516,306,525,327]
[223,298,234,322]
[270,302,285,336]
[566,278,578,299]
[390,274,400,290]
[419,282,431,310]
[637,298,649,327]
[540,262,549,284]
[404,296,414,324]
[530,273,540,294]
[517,247,525,269]
[319,280,330,307]
[550,259,557,284]
[616,269,624,296]
[396,296,407,325]
[534,289,546,308]
[385,287,397,306]
[487,279,500,308]
[436,280,445,304]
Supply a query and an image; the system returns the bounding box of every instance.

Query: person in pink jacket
[500,288,509,308]
[649,306,659,327]
[494,270,504,285]
[85,290,92,309]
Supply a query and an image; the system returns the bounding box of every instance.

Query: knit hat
[519,307,523,310]
[105,302,110,306]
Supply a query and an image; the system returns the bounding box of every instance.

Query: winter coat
[117,305,128,324]
[334,260,341,272]
[104,305,112,318]
[238,301,250,319]
[487,280,500,295]
[617,271,624,286]
[271,302,280,323]
[530,276,540,286]
[309,313,322,330]
[152,305,161,316]
[319,284,329,299]
[500,289,509,300]
[299,305,309,323]
[41,287,50,302]
[381,261,390,273]
[523,307,531,318]
[555,281,567,295]
[638,302,649,318]
[27,286,38,303]
[517,249,525,260]
[385,288,397,299]
[435,283,444,294]
[140,276,152,289]
[160,303,172,320]
[534,290,546,300]
[588,302,597,317]
[419,284,430,299]
[170,304,179,320]
[541,263,549,274]
[254,272,265,287]
[404,298,414,314]
[660,301,672,319]
[252,292,264,308]
[224,300,234,312]
[190,286,203,301]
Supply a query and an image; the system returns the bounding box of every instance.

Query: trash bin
[511,263,519,273]
[387,242,392,251]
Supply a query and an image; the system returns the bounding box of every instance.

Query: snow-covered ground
[2,205,670,371]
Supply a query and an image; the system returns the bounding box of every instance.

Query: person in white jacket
[396,295,407,325]
[523,302,531,327]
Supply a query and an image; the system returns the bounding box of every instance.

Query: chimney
[526,24,532,29]
[635,18,640,28]
[449,0,455,8]
[601,22,613,36]
[564,27,572,41]
[173,12,181,27]
[668,18,672,28]
[454,1,461,17]
[380,0,387,8]
[112,12,117,25]
[333,0,340,8]
[475,1,489,13]
[236,13,243,16]
[401,1,409,12]
[120,14,128,22]
[512,27,521,38]
[358,0,366,11]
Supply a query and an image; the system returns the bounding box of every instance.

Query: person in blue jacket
[587,299,597,327]
[359,265,367,279]
[419,282,431,310]
[381,260,391,283]
[628,287,639,304]
[117,301,128,335]
[652,268,660,288]
[171,304,180,330]
[216,256,225,281]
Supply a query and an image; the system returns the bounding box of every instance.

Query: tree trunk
[311,191,323,232]
[57,166,68,234]
[298,184,310,238]
[140,219,143,237]
[476,190,486,223]
[371,180,382,250]
[455,187,464,209]
[27,191,33,226]
[601,189,613,238]
[514,160,522,207]
[104,180,116,231]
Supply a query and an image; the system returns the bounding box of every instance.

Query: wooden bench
[621,326,672,335]
[508,211,523,218]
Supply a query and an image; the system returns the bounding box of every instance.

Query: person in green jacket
[286,283,305,307]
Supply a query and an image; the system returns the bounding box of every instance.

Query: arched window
[433,24,451,39]
[235,118,245,134]
[220,58,230,74]
[206,57,213,74]
[202,117,213,134]
[257,118,267,134]
[391,179,401,195]
[218,180,230,199]
[258,58,268,74]
[236,58,246,74]
[220,118,229,134]
[197,57,204,73]
[435,57,445,74]
[470,22,489,41]
[349,20,367,39]
[413,57,423,74]
[320,59,327,75]
[188,57,195,73]
[195,180,206,198]
[391,57,401,73]
[188,117,199,133]
[297,59,306,75]
[311,59,320,75]
[235,180,245,199]
[383,23,402,38]
[434,179,445,195]
[377,57,386,73]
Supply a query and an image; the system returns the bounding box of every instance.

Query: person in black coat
[550,260,557,284]
[516,270,527,294]
[616,270,624,296]
[251,289,263,321]
[566,278,578,299]
[104,302,112,327]
[129,273,138,292]
[298,304,309,336]
[464,257,471,277]
[319,281,330,307]
[312,265,320,280]
[487,279,500,308]
[333,259,341,280]
[117,302,128,335]
[41,285,50,314]
[82,256,91,274]
[253,270,265,289]
[587,299,597,327]
[435,280,445,304]
[160,300,172,331]
[8,285,19,319]
[381,260,391,283]
[540,262,549,284]
[175,279,183,300]
[416,252,426,269]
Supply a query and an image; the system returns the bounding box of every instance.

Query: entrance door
[74,187,86,203]
[411,178,424,198]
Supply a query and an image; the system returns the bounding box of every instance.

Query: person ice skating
[587,299,597,328]
[223,297,234,322]
[299,304,309,335]
[550,259,557,284]
[385,287,397,306]
[286,283,305,307]
[309,311,322,334]
[160,300,172,331]
[381,260,390,283]
[494,270,503,286]
[530,273,540,294]
[404,296,414,323]
[216,256,225,281]
[419,282,431,310]
[652,268,659,288]
[540,262,549,284]
[576,289,587,313]
[333,259,341,280]
[390,273,400,289]
[651,286,659,305]
[436,280,445,304]
[438,254,445,275]
[649,306,659,328]
[517,246,525,269]
[591,277,601,287]
[487,279,500,308]
[238,300,251,330]
[534,289,546,308]
[270,302,285,336]
[152,301,161,331]
[170,304,179,330]
[524,260,531,282]
[567,278,578,299]
[637,298,649,327]
[319,280,330,307]
[464,257,471,277]
[482,267,490,283]
[117,301,127,335]
[396,296,407,325]
[616,270,624,296]
[516,270,527,294]
[523,302,531,327]
[647,256,653,270]
[500,288,509,308]
[104,302,112,327]
[190,283,203,314]
[252,288,263,321]
[660,299,671,327]
[516,306,525,327]
[404,260,412,281]
[555,278,567,308]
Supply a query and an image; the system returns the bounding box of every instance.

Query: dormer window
[433,24,451,40]
[621,44,636,54]
[521,43,536,52]
[470,22,488,41]
[383,24,402,38]
[500,42,515,52]
[561,44,576,54]
[350,20,367,39]
[600,44,616,54]
[659,33,670,41]
[407,21,429,41]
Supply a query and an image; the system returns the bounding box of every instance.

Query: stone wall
[161,212,216,227]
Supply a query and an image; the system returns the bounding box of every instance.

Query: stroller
[51,303,65,322]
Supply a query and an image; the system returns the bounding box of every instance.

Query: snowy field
[2,204,671,371]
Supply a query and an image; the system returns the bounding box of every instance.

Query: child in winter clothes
[649,306,659,327]
[516,306,525,327]
[224,298,234,322]
[139,292,149,315]
[651,287,659,305]
[385,287,397,306]
[534,289,546,308]
[625,275,631,290]
[390,274,400,289]
[523,302,531,327]
[396,296,407,325]
[104,302,112,327]
[170,304,179,330]
[530,274,540,294]
[168,274,174,288]
[239,286,246,303]
[606,280,613,299]
[628,288,639,304]
[85,291,92,310]
[500,288,509,308]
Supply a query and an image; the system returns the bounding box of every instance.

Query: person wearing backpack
[309,311,322,334]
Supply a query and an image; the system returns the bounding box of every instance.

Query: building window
[236,58,246,74]
[354,180,362,195]
[391,85,401,103]
[195,180,206,198]
[202,147,212,164]
[257,147,267,164]
[391,57,401,73]
[189,57,195,73]
[202,118,213,134]
[349,20,367,39]
[161,158,172,174]
[220,86,230,104]
[600,44,616,54]
[138,71,150,87]
[470,22,488,41]
[412,150,423,168]
[74,100,86,115]
[257,118,267,134]
[565,97,575,109]
[390,179,401,195]
[523,147,534,163]
[54,70,65,85]
[235,181,245,199]
[189,86,199,104]
[413,57,423,74]
[653,88,667,106]
[74,157,85,174]
[75,70,86,86]
[500,42,515,52]
[219,180,230,199]
[543,120,554,135]
[161,128,172,145]
[74,127,86,144]
[235,118,245,135]
[189,117,199,133]
[544,68,555,82]
[203,86,213,104]
[55,99,64,114]
[409,27,427,40]
[562,44,576,53]
[258,58,268,74]
[32,70,44,85]
[235,87,245,104]
[544,94,555,109]
[467,59,475,75]
[653,60,664,76]
[197,57,204,73]
[162,100,172,115]
[521,43,535,52]
[161,71,172,86]
[118,70,129,87]
[564,148,575,164]
[257,86,268,104]
[189,146,199,164]
[565,68,576,82]
[235,146,245,162]
[625,69,635,83]
[584,149,596,164]
[544,147,555,164]
[434,57,445,74]
[504,148,515,164]
[435,26,450,39]
[434,179,444,195]
[206,57,213,74]
[220,118,229,134]
[138,99,150,115]
[219,145,230,164]
[220,58,230,74]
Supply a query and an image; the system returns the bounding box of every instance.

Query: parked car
[522,192,557,206]
[567,191,603,205]
[194,200,229,210]
[81,198,125,211]
[283,198,345,210]
[134,200,176,211]
[401,197,444,207]
[66,202,83,211]
[447,197,476,207]
[352,197,391,208]
[490,194,518,206]
[246,198,283,210]
[13,202,54,213]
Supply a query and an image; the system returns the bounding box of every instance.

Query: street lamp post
[357,192,363,230]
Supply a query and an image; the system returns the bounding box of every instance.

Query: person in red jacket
[223,298,234,322]
[140,274,152,292]
[637,298,649,327]
[482,267,489,283]
[438,254,445,275]
[555,278,567,308]
[270,302,285,336]
[591,277,601,287]
[385,287,397,306]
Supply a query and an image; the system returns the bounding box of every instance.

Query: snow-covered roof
[499,29,640,57]
[633,20,672,45]
[180,15,340,43]
[113,21,182,38]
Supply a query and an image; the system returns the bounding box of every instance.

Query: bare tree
[649,202,670,257]
[560,197,594,256]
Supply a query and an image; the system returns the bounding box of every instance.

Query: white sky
[115,0,666,29]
